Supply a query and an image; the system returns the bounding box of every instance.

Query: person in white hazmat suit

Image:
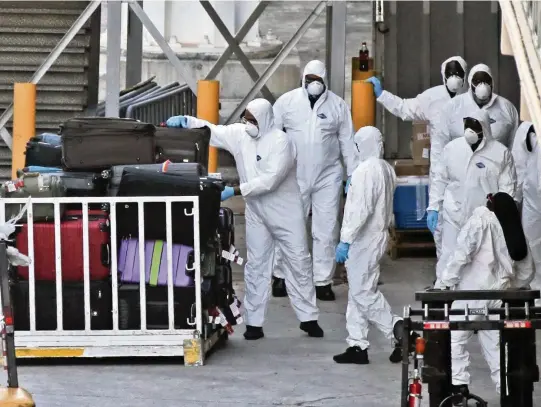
[427,109,517,285]
[271,60,356,301]
[333,126,419,364]
[365,56,468,259]
[512,122,541,306]
[432,63,519,150]
[166,98,324,340]
[436,192,534,397]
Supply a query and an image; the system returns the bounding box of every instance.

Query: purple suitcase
[118,238,194,287]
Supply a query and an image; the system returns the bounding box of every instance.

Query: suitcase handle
[101,243,110,267]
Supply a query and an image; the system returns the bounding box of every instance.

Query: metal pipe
[105,0,122,117]
[205,1,269,80]
[226,1,326,124]
[0,0,102,148]
[127,0,198,94]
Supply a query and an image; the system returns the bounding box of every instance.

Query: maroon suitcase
[16,209,111,282]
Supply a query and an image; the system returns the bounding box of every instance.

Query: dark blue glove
[365,76,383,98]
[166,115,188,128]
[335,242,350,263]
[344,177,352,194]
[427,210,438,234]
[221,186,235,202]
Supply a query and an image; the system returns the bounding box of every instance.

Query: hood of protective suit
[301,60,327,88]
[516,121,536,152]
[468,63,493,90]
[440,56,468,89]
[354,126,383,161]
[245,98,275,138]
[464,109,493,141]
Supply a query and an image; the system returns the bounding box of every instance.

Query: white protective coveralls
[376,56,468,257]
[341,126,401,349]
[434,64,519,150]
[272,60,356,286]
[511,122,533,204]
[439,206,535,392]
[428,109,517,281]
[184,99,319,327]
[518,124,541,305]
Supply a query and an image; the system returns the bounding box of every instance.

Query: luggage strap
[149,241,164,286]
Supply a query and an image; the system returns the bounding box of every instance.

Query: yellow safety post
[351,80,376,132]
[11,83,36,180]
[0,388,35,406]
[197,80,220,173]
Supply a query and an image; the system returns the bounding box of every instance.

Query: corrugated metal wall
[0,1,100,181]
[376,0,520,159]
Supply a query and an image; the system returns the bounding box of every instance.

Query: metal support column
[126,1,143,88]
[105,0,122,117]
[325,3,333,83]
[226,1,326,123]
[328,1,347,98]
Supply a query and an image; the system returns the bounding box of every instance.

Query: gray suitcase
[104,162,205,196]
[3,173,67,222]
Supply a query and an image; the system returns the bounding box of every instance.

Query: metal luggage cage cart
[400,290,541,407]
[0,196,224,364]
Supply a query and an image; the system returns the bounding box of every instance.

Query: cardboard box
[411,121,430,166]
[393,159,429,177]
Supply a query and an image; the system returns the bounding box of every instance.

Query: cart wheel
[119,298,131,330]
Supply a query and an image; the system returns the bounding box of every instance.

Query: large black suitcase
[12,280,112,331]
[115,168,223,246]
[155,127,210,167]
[25,141,62,168]
[104,162,206,196]
[218,207,235,255]
[60,117,156,171]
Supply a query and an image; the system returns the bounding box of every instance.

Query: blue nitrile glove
[221,186,235,202]
[166,115,188,128]
[427,210,438,234]
[365,76,383,98]
[335,242,350,263]
[344,176,352,194]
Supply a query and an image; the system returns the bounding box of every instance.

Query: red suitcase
[16,209,110,281]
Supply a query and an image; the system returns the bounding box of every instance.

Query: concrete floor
[10,197,541,406]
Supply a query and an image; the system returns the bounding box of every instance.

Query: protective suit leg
[436,220,460,281]
[311,174,342,286]
[451,300,501,392]
[269,206,319,323]
[345,234,401,349]
[243,208,275,327]
[272,246,286,279]
[529,260,541,307]
[433,212,444,259]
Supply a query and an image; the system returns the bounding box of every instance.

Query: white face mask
[464,128,481,145]
[307,81,324,96]
[245,123,259,138]
[446,75,463,93]
[473,82,491,101]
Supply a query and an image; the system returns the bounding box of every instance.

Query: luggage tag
[208,173,222,180]
[216,308,234,334]
[221,245,244,265]
[229,296,244,325]
[183,330,204,367]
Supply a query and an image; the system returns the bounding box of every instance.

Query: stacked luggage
[5,117,238,333]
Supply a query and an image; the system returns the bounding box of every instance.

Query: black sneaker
[272,277,288,298]
[243,325,264,340]
[333,346,369,364]
[300,320,324,338]
[451,384,470,406]
[316,284,336,301]
[389,321,421,363]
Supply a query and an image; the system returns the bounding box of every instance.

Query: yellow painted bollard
[197,80,220,173]
[351,80,376,132]
[0,387,35,406]
[11,83,36,180]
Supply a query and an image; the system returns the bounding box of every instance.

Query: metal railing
[125,85,197,125]
[523,1,541,50]
[0,196,210,360]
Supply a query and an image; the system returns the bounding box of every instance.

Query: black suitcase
[25,141,62,168]
[60,117,156,171]
[155,127,210,167]
[116,168,223,246]
[12,279,112,331]
[104,162,206,196]
[53,171,109,197]
[118,285,196,330]
[218,207,235,253]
